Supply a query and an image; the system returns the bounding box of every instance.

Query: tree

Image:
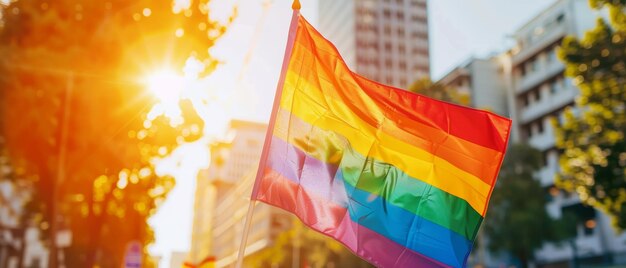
[407,77,469,105]
[555,0,626,229]
[246,218,373,268]
[0,1,233,267]
[484,144,574,268]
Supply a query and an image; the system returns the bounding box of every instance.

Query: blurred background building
[185,1,626,268]
[318,0,430,88]
[0,175,50,268]
[439,0,626,267]
[169,251,188,268]
[506,0,626,266]
[437,56,509,116]
[189,120,292,268]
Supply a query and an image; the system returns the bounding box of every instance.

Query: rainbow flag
[251,10,511,268]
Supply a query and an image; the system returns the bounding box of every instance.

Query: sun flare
[145,69,185,103]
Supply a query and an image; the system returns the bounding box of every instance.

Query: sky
[149,0,559,266]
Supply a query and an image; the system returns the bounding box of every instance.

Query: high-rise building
[318,0,429,88]
[189,120,292,268]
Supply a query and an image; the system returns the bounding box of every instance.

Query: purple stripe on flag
[267,135,349,206]
[256,168,448,268]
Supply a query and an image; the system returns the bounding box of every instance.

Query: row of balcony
[519,85,577,124]
[516,59,565,94]
[512,22,567,66]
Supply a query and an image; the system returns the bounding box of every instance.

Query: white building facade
[506,0,626,267]
[439,1,626,267]
[318,0,429,88]
[438,56,509,117]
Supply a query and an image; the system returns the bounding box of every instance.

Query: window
[526,57,537,73]
[384,25,391,35]
[550,78,563,94]
[532,58,539,72]
[519,66,526,77]
[413,65,427,72]
[547,47,557,63]
[556,13,565,23]
[564,77,573,89]
[534,89,541,102]
[522,95,529,107]
[399,45,406,54]
[563,204,597,236]
[527,92,535,105]
[412,46,427,55]
[399,61,407,70]
[384,42,392,51]
[372,59,379,67]
[584,222,595,235]
[383,9,391,19]
[356,40,366,49]
[398,28,405,37]
[411,0,426,8]
[369,24,378,33]
[396,11,404,20]
[411,14,426,23]
[545,185,558,202]
[357,57,365,65]
[550,80,558,94]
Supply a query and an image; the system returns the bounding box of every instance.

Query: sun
[145,69,185,103]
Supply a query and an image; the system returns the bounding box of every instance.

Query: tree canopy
[555,0,626,229]
[484,144,574,267]
[407,77,469,105]
[0,1,233,267]
[245,217,373,268]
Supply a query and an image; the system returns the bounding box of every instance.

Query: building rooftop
[229,119,267,130]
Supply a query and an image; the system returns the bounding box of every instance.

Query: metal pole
[50,71,73,268]
[236,2,300,268]
[235,200,256,268]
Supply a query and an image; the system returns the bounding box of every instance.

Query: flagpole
[235,2,300,268]
[235,200,256,268]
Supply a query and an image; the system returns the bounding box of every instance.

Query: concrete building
[189,120,292,268]
[169,251,188,268]
[438,1,626,267]
[505,0,626,266]
[437,56,509,117]
[318,0,429,88]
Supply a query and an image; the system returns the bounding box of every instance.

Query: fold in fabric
[252,12,511,268]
